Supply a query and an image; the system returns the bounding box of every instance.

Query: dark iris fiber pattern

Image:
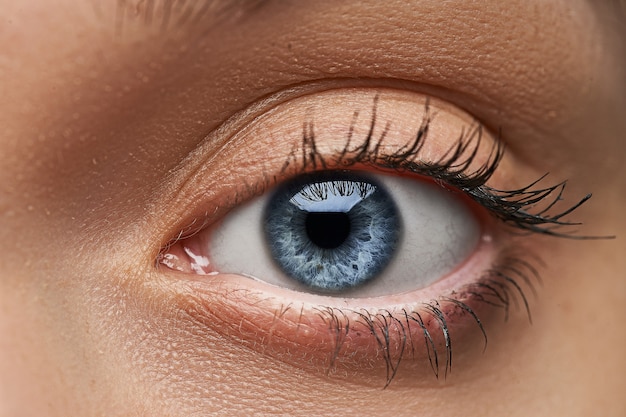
[264,172,401,292]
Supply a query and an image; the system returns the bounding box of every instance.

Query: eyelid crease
[157,90,601,254]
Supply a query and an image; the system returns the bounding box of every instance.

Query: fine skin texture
[0,1,625,416]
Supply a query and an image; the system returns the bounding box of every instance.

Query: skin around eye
[151,88,539,386]
[0,0,623,414]
[163,170,482,298]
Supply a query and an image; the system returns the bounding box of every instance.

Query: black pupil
[305,212,351,249]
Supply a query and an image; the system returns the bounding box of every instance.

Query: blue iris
[264,171,401,292]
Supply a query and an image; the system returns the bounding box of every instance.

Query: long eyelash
[312,252,539,388]
[289,95,604,239]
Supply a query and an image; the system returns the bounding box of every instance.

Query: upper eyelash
[165,95,599,248]
[284,95,598,239]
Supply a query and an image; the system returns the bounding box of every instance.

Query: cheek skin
[0,268,135,415]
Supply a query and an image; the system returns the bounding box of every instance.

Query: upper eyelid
[148,88,493,245]
[151,88,597,257]
[154,79,502,185]
[9,2,613,206]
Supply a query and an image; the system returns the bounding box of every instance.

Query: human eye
[203,170,479,298]
[153,87,592,386]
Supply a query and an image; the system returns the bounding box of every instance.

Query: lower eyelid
[157,233,537,387]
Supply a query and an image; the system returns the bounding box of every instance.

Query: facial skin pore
[0,1,625,416]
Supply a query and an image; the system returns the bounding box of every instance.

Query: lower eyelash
[299,250,541,388]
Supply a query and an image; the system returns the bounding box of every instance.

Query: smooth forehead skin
[0,1,625,416]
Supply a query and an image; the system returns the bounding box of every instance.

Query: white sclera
[207,175,480,297]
